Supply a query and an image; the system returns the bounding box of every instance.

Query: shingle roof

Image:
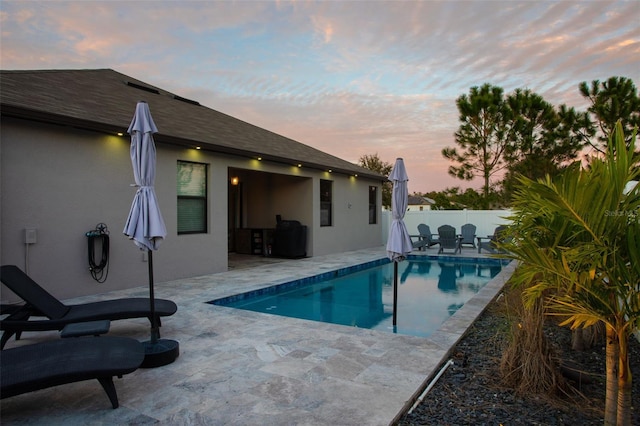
[408,195,435,205]
[0,69,384,180]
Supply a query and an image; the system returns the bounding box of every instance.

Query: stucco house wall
[1,113,382,303]
[312,175,378,256]
[0,119,217,300]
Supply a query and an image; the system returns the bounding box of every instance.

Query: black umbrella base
[140,339,179,368]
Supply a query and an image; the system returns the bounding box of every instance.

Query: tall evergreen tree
[358,153,393,209]
[579,76,640,153]
[442,84,511,199]
[444,85,589,205]
[501,90,589,199]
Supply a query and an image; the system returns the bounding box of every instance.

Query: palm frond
[506,121,639,331]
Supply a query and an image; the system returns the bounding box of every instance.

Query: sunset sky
[1,1,638,193]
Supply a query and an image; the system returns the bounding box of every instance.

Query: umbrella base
[140,339,179,368]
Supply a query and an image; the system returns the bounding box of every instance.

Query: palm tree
[504,122,639,425]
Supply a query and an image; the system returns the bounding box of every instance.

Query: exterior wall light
[231,177,239,185]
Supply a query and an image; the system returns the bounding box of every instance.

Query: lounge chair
[410,224,439,251]
[477,225,509,254]
[0,265,178,349]
[437,225,462,254]
[459,223,477,248]
[1,336,144,408]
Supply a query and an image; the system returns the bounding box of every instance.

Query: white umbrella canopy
[123,101,178,368]
[386,158,412,327]
[386,158,413,261]
[123,101,167,250]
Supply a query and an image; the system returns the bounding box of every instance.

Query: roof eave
[1,104,385,182]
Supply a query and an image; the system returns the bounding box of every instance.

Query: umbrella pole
[393,261,398,326]
[148,249,158,344]
[141,248,180,368]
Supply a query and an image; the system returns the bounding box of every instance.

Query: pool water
[211,257,505,338]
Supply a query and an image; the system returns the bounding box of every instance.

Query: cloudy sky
[1,1,638,193]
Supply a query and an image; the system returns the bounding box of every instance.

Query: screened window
[320,179,332,227]
[177,161,207,234]
[369,186,377,224]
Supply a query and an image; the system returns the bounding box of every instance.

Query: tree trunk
[483,175,490,200]
[616,330,632,426]
[572,328,586,351]
[572,323,603,351]
[499,295,563,395]
[604,325,619,425]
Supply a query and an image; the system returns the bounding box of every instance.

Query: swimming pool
[210,256,507,338]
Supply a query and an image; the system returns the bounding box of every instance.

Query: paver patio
[1,247,515,425]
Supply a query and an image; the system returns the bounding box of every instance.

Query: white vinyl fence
[381,209,512,245]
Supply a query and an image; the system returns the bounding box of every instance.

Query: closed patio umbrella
[124,101,179,368]
[386,158,413,326]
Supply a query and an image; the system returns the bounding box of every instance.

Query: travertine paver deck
[0,247,515,425]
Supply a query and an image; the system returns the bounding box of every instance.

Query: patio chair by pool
[0,265,178,349]
[1,336,144,408]
[477,225,509,254]
[410,224,439,251]
[459,223,477,248]
[437,225,462,254]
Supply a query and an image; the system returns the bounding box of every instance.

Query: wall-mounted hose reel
[86,223,109,283]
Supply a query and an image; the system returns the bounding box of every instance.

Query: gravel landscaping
[396,291,640,426]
